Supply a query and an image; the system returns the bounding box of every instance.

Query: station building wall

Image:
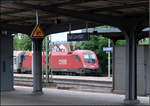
[113,45,150,96]
[0,33,14,91]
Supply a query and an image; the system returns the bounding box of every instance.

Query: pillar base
[0,87,15,92]
[124,99,140,105]
[32,91,43,95]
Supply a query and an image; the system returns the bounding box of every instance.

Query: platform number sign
[31,24,45,38]
[103,47,113,52]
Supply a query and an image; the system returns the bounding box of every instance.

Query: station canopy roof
[0,0,149,38]
[82,27,150,40]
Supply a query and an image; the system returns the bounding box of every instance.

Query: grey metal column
[124,32,140,104]
[112,40,116,91]
[0,31,14,91]
[32,38,43,93]
[147,32,150,103]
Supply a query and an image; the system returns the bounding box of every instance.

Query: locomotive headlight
[83,64,87,68]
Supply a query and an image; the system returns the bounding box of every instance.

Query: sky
[50,30,81,42]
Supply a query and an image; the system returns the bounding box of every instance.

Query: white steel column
[108,39,111,78]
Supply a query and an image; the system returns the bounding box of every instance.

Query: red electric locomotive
[13,50,101,75]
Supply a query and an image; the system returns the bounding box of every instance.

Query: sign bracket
[30,10,45,38]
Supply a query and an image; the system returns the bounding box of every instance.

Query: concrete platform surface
[1,86,149,105]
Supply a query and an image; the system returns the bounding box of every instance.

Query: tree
[13,35,22,50]
[13,34,32,51]
[139,38,150,45]
[115,40,126,46]
[20,35,32,50]
[69,43,74,51]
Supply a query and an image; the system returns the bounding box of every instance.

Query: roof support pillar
[124,32,140,104]
[120,20,142,104]
[32,38,43,94]
[112,40,117,92]
[0,30,14,91]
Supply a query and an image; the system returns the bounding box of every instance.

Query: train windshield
[83,54,96,63]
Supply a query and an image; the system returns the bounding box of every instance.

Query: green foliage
[21,35,32,50]
[115,40,126,46]
[13,35,22,50]
[139,38,150,45]
[13,34,32,51]
[69,43,74,51]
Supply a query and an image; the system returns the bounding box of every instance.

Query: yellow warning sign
[31,24,45,38]
[26,50,30,55]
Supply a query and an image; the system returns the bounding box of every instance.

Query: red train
[13,50,101,75]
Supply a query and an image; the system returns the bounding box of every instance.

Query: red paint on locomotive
[13,50,100,75]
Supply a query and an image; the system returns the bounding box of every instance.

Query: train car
[13,50,101,75]
[13,51,26,73]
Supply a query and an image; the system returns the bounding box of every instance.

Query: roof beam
[50,0,100,7]
[45,22,101,35]
[1,0,101,5]
[0,24,34,34]
[12,2,122,27]
[1,8,31,15]
[1,0,100,15]
[0,15,50,24]
[0,0,48,3]
[0,21,101,35]
[1,22,148,40]
[2,1,148,17]
[83,2,148,13]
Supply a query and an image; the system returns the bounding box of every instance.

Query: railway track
[14,74,112,93]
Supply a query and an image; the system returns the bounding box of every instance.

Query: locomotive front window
[90,54,96,59]
[83,54,89,59]
[83,54,96,63]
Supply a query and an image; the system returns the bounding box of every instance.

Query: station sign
[103,47,113,52]
[67,33,89,41]
[31,24,45,38]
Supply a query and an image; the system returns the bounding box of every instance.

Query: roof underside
[0,0,149,36]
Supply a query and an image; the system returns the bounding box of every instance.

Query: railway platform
[14,74,112,82]
[14,74,113,93]
[1,86,149,105]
